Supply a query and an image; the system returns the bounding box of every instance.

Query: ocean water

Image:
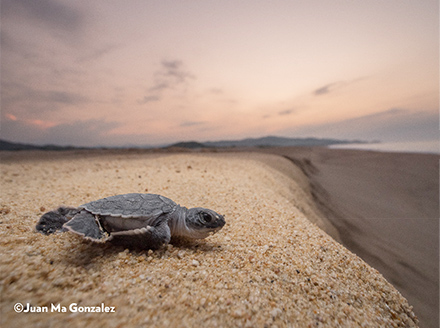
[329,140,439,154]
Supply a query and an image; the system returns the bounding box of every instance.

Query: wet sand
[261,147,439,328]
[0,150,418,327]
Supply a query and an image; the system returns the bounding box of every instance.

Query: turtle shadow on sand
[55,239,122,268]
[55,235,223,269]
[169,236,224,252]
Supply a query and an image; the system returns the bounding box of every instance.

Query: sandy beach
[261,147,439,328]
[0,150,422,327]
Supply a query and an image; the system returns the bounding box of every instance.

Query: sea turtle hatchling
[36,193,226,249]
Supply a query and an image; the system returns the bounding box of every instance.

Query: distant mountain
[166,141,206,149]
[1,136,367,151]
[202,136,364,148]
[0,139,84,151]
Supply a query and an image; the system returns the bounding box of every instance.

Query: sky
[1,0,439,147]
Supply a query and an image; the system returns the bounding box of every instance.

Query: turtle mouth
[186,209,226,238]
[196,217,225,238]
[212,224,225,233]
[206,226,223,237]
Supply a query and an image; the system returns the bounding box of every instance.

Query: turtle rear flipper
[64,211,109,242]
[36,207,79,235]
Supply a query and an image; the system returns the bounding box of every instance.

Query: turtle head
[184,208,226,239]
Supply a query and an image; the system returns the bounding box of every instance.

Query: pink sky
[1,0,438,146]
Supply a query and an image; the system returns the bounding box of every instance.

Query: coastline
[329,140,439,154]
[259,146,439,328]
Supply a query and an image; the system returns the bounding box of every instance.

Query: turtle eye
[200,212,212,223]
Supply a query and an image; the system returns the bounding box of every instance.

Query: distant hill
[0,139,84,151]
[164,136,362,149]
[201,136,364,148]
[166,141,206,149]
[1,136,366,151]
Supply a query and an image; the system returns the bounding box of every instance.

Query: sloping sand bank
[1,151,417,327]
[260,147,438,328]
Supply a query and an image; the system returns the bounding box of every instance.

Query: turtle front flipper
[63,211,109,242]
[36,207,79,235]
[109,220,171,249]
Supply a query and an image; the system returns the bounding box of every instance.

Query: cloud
[278,109,294,116]
[350,108,404,120]
[313,77,367,96]
[160,60,195,84]
[313,82,340,96]
[262,108,296,119]
[6,114,16,120]
[0,30,15,52]
[76,44,120,63]
[139,59,196,104]
[1,118,121,147]
[1,0,93,116]
[148,82,170,93]
[285,108,439,142]
[2,0,85,33]
[2,82,89,113]
[43,90,88,105]
[47,120,121,146]
[138,95,161,104]
[180,121,206,127]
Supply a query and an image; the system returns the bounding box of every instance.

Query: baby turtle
[36,193,226,249]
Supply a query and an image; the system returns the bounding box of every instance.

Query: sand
[260,147,439,328]
[1,150,418,327]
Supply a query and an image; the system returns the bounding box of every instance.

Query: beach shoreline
[258,146,439,328]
